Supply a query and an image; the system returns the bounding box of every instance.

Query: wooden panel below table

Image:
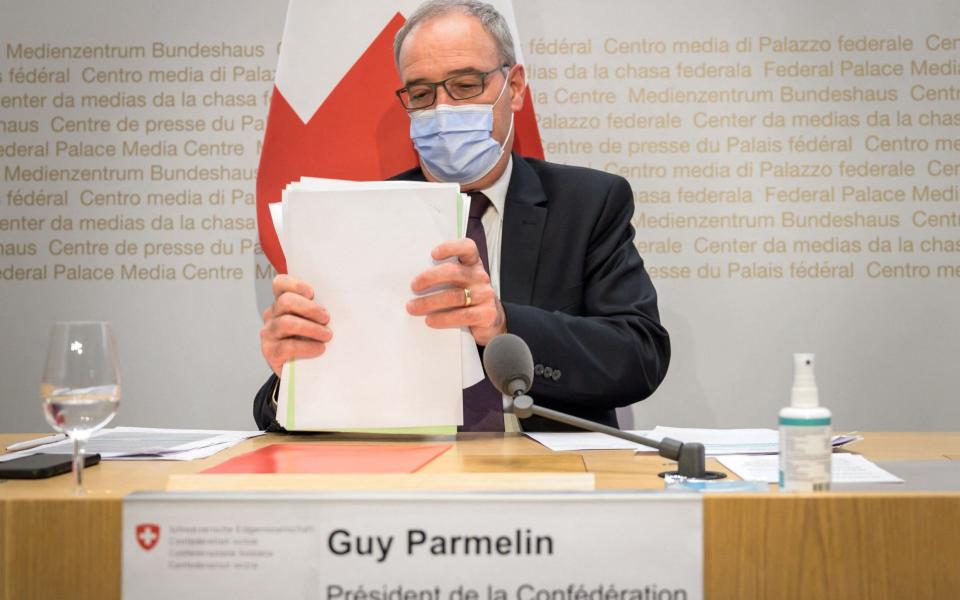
[1,499,121,600]
[705,493,960,600]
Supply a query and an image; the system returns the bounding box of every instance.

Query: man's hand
[260,274,333,375]
[406,238,507,346]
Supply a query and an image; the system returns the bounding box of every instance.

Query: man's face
[398,12,525,159]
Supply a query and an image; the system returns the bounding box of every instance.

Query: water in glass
[40,322,120,493]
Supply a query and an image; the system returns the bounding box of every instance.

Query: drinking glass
[40,322,120,494]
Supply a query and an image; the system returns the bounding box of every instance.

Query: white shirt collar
[478,155,511,216]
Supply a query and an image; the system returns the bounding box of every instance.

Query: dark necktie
[467,192,492,273]
[460,192,505,432]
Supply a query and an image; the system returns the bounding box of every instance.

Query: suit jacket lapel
[500,155,548,305]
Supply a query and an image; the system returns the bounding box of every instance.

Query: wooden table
[1,432,959,599]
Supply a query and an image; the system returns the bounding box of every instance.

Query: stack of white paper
[273,178,482,431]
[0,427,264,462]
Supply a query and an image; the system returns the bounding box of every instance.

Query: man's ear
[508,64,526,112]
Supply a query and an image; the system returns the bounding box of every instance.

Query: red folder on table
[202,443,451,475]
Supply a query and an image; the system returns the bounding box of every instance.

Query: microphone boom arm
[511,395,725,480]
[481,333,724,480]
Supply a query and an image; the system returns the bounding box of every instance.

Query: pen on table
[5,433,67,452]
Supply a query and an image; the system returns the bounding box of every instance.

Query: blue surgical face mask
[409,74,514,185]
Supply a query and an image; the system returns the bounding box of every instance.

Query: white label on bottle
[779,420,832,492]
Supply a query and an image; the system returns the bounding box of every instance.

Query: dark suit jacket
[254,154,670,431]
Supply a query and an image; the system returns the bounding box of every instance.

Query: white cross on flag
[256,0,543,272]
[135,523,160,551]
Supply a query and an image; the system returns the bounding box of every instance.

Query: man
[254,0,669,432]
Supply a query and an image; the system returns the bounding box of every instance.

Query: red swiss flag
[256,8,543,273]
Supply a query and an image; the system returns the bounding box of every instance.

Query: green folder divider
[332,425,458,435]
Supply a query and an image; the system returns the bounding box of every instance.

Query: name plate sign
[123,492,702,599]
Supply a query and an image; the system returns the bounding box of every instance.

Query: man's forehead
[398,12,500,80]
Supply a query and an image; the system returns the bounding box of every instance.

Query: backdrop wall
[2,0,958,432]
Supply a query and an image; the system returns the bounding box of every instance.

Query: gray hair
[393,0,517,68]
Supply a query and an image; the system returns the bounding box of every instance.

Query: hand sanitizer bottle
[779,353,831,492]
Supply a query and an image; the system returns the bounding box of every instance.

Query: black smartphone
[0,453,101,479]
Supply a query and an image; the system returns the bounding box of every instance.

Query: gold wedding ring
[463,287,473,307]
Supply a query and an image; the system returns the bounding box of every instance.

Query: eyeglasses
[396,65,509,110]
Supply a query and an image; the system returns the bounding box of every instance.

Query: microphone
[483,333,725,480]
[483,333,534,400]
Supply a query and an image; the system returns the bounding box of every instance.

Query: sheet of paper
[524,429,772,454]
[642,426,780,455]
[717,453,905,484]
[202,443,452,474]
[832,434,864,448]
[108,441,240,461]
[278,180,465,429]
[643,427,860,455]
[0,427,264,462]
[524,431,649,452]
[525,427,861,455]
[270,187,484,398]
[457,189,484,388]
[269,200,284,249]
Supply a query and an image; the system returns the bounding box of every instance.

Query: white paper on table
[108,440,240,461]
[717,453,905,484]
[525,428,778,454]
[0,427,263,462]
[524,431,651,452]
[641,427,862,455]
[269,188,484,393]
[640,426,780,455]
[278,179,467,429]
[526,427,865,455]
